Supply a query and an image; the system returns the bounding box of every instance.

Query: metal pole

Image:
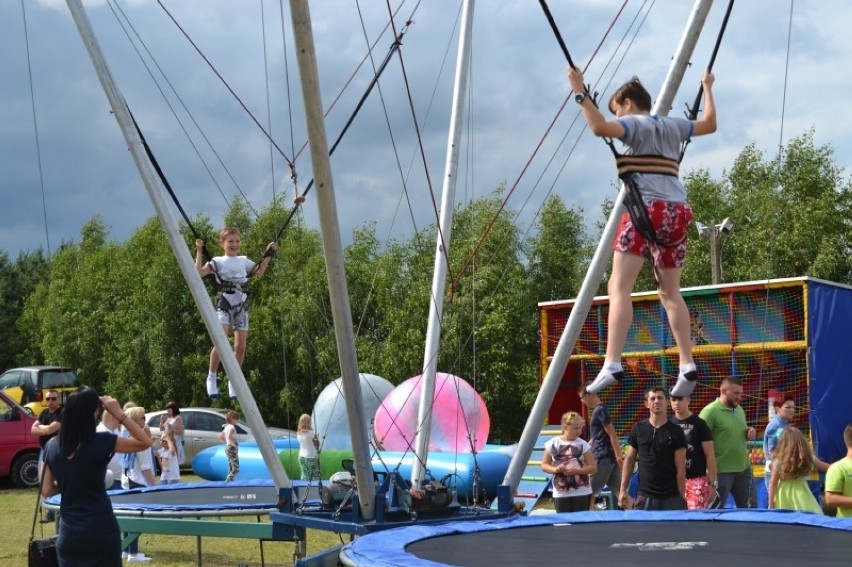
[64,0,290,489]
[411,0,476,490]
[709,223,722,284]
[503,0,716,492]
[288,0,375,519]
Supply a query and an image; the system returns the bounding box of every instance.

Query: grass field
[0,476,345,567]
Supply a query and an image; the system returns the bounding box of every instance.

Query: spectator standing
[541,411,597,512]
[579,385,623,509]
[699,377,756,508]
[32,389,63,521]
[297,414,321,482]
[763,396,828,491]
[670,394,718,509]
[768,427,823,514]
[158,431,181,485]
[217,410,240,482]
[161,401,186,466]
[41,387,152,566]
[619,387,688,511]
[825,424,852,517]
[122,406,156,563]
[96,406,124,490]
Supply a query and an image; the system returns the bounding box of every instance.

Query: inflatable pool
[192,442,515,499]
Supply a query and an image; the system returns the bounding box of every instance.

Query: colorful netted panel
[539,281,810,438]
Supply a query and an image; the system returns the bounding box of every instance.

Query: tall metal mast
[287,0,376,519]
[410,0,476,489]
[64,0,291,489]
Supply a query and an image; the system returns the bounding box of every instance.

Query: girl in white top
[541,411,597,513]
[158,432,181,484]
[297,414,320,481]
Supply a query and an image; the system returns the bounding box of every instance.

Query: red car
[0,389,41,487]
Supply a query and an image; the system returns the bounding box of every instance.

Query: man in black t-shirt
[31,389,63,522]
[31,389,63,451]
[670,394,718,509]
[619,387,687,511]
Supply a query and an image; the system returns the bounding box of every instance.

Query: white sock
[679,362,697,374]
[603,361,623,372]
[208,371,217,379]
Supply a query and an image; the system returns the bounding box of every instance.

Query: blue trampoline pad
[44,480,321,516]
[340,510,852,567]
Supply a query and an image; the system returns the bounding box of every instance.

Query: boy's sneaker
[206,375,219,398]
[228,381,237,400]
[670,369,698,397]
[127,553,152,563]
[586,367,624,394]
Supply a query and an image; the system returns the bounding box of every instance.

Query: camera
[719,217,734,235]
[695,221,711,239]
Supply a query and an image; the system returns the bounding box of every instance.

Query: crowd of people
[35,392,195,564]
[542,377,851,519]
[548,65,852,519]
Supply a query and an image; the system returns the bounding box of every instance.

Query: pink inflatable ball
[373,373,490,453]
[312,373,394,451]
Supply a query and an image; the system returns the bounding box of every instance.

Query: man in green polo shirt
[699,377,756,508]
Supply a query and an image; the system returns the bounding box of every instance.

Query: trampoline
[43,479,321,516]
[338,510,852,567]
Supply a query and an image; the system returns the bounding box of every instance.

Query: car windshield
[42,370,78,389]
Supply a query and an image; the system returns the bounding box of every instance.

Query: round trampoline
[339,510,852,567]
[43,480,320,516]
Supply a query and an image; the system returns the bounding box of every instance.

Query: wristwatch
[575,91,591,105]
[710,480,719,488]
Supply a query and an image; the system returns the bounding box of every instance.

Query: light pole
[695,217,733,285]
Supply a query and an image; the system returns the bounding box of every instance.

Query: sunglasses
[46,397,58,401]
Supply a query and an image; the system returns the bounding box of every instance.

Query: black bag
[28,536,58,567]
[31,443,59,567]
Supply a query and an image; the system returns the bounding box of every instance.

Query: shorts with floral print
[613,200,693,268]
[685,476,712,510]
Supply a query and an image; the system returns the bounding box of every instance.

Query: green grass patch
[0,476,347,567]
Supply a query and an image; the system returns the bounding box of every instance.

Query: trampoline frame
[338,509,852,567]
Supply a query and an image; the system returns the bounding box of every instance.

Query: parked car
[0,389,41,488]
[145,407,295,468]
[0,366,80,416]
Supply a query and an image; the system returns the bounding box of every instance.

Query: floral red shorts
[613,200,693,268]
[685,476,712,510]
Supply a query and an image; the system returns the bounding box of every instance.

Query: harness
[218,280,249,295]
[612,150,688,250]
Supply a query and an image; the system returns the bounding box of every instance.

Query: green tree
[0,249,49,368]
[526,194,592,302]
[685,130,852,285]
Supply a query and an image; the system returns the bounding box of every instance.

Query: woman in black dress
[41,387,152,566]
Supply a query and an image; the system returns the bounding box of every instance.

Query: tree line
[2,131,850,443]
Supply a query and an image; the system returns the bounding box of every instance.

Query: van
[0,366,80,416]
[0,389,41,487]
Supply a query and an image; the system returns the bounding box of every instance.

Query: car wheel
[11,452,39,488]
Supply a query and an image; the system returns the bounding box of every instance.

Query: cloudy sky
[2,0,849,260]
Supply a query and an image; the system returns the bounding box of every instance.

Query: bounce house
[539,277,852,465]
